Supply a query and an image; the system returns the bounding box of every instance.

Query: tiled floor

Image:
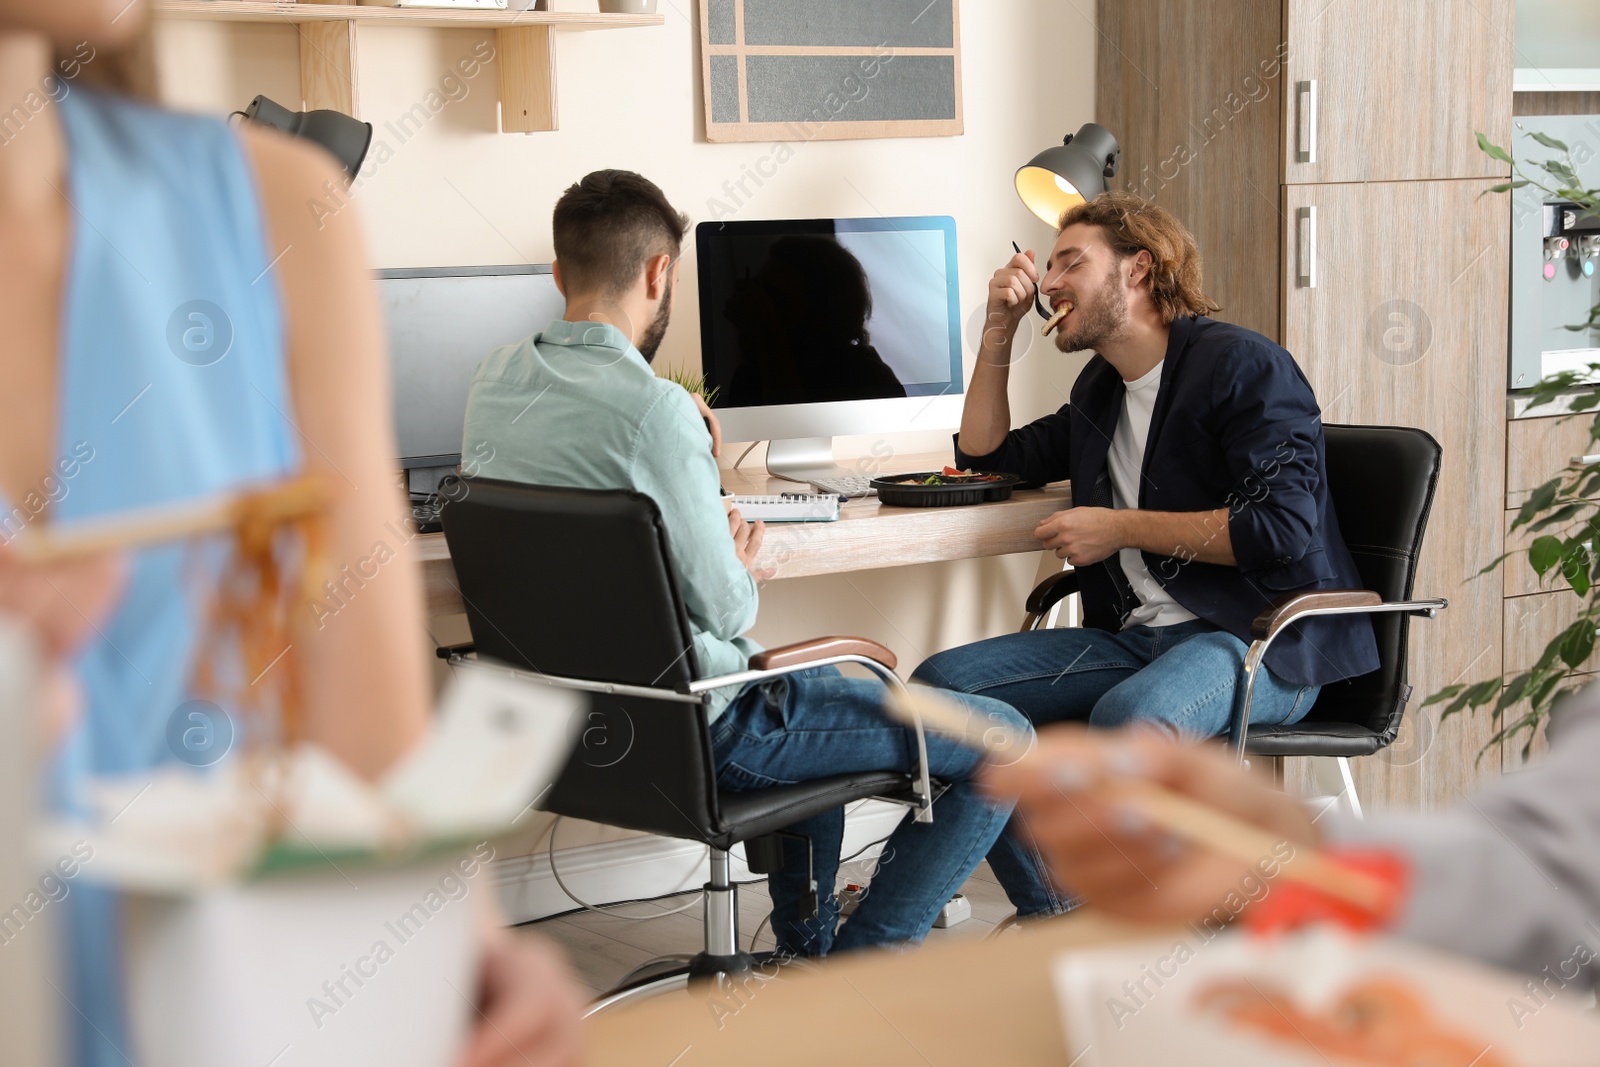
[522,860,1016,997]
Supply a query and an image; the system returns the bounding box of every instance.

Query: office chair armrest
[1228,593,1449,759]
[435,641,476,660]
[749,636,898,673]
[690,648,935,825]
[1025,569,1080,614]
[1249,589,1383,640]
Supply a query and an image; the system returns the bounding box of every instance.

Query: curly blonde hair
[1059,193,1220,325]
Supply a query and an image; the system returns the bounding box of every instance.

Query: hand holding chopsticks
[886,685,1397,920]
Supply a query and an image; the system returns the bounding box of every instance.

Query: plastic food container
[870,472,1021,507]
[124,860,482,1067]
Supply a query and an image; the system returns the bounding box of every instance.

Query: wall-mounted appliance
[1509,113,1600,389]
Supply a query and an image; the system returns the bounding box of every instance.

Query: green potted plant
[1426,131,1600,760]
[658,365,720,407]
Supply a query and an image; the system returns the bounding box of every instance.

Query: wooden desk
[418,452,1071,617]
[578,913,1151,1066]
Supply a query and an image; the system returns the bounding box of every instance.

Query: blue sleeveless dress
[45,89,300,1067]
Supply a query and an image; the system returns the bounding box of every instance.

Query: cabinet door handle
[1296,79,1317,163]
[1296,206,1317,289]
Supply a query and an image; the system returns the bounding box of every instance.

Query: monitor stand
[764,437,855,486]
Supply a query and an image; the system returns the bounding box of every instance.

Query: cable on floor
[547,815,706,921]
[749,912,772,952]
[747,819,899,952]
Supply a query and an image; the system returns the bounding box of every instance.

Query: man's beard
[1054,264,1128,354]
[637,278,675,364]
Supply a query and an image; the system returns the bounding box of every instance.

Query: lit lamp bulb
[1014,123,1121,226]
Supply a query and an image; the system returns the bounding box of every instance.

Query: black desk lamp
[1015,122,1122,225]
[243,95,374,180]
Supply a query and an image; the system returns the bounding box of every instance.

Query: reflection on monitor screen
[697,217,961,407]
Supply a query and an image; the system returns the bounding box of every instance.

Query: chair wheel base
[687,950,759,982]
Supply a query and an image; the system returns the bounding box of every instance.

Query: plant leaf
[1529,535,1563,575]
[1495,672,1531,712]
[1559,621,1596,669]
[1530,503,1585,531]
[1572,557,1592,598]
[1476,132,1514,163]
[1516,479,1560,527]
[1527,131,1570,152]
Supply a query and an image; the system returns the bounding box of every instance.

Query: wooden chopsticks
[886,685,1392,915]
[8,475,327,565]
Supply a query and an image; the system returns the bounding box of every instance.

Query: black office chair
[436,478,936,1012]
[1020,424,1448,816]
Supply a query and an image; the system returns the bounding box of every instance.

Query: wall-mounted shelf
[154,2,664,133]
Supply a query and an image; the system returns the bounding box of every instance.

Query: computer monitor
[379,264,566,470]
[696,216,964,482]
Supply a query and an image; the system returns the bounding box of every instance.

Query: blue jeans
[710,666,1038,957]
[910,619,1320,916]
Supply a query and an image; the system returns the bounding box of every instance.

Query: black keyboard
[409,494,445,534]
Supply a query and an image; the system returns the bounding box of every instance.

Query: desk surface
[417,453,1070,616]
[578,912,1150,1066]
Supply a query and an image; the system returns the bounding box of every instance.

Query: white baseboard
[493,801,910,925]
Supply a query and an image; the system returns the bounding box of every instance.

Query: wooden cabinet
[1097,0,1283,340]
[1278,177,1509,809]
[1282,0,1513,183]
[1505,412,1600,508]
[1502,511,1591,597]
[1503,590,1599,674]
[1098,0,1515,812]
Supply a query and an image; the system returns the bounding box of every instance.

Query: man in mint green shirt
[463,311,764,718]
[461,170,1036,957]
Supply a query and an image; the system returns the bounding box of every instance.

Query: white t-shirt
[1106,360,1198,629]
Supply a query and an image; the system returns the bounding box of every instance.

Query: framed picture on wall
[699,0,964,143]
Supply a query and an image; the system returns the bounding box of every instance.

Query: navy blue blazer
[957,315,1378,689]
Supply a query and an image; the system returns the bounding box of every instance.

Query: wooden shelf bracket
[496,25,557,133]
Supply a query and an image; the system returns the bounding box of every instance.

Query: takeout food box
[1053,926,1600,1066]
[44,665,583,1067]
[123,856,484,1067]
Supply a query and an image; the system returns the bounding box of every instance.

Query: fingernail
[1111,805,1150,835]
[1106,745,1146,778]
[1050,760,1091,792]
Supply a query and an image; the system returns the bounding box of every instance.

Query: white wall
[153,2,1095,877]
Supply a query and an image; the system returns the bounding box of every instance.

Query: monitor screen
[696,217,962,410]
[380,266,566,468]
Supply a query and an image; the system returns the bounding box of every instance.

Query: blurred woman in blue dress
[0,4,580,1065]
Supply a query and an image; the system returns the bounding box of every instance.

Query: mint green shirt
[461,319,760,717]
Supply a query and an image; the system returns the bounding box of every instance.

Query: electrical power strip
[933,894,971,928]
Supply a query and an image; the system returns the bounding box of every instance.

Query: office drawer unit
[1501,511,1594,598]
[1098,0,1514,810]
[1502,589,1600,676]
[1506,412,1600,508]
[1498,670,1590,772]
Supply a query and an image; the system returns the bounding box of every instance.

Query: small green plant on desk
[659,366,719,407]
[1426,132,1600,761]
